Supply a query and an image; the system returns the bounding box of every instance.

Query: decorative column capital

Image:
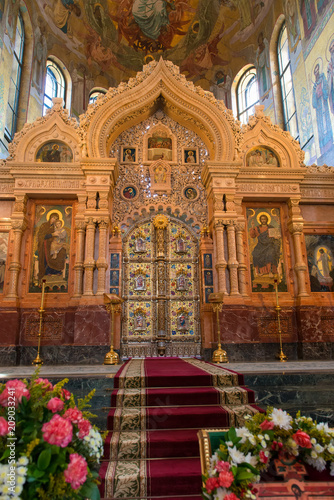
[288,221,304,235]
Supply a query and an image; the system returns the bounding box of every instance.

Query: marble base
[202,342,334,362]
[0,345,119,366]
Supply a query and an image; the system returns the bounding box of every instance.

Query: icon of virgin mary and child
[37,211,68,281]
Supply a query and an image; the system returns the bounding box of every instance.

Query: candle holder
[274,278,287,362]
[103,293,122,365]
[32,280,46,366]
[211,295,228,363]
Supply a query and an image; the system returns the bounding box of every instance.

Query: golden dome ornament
[153,214,169,229]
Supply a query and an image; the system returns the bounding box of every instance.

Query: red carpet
[99,357,262,499]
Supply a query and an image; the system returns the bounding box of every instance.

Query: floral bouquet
[0,370,105,499]
[202,407,334,500]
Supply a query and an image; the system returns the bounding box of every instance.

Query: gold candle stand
[211,298,228,364]
[274,279,287,362]
[32,280,46,366]
[103,293,122,365]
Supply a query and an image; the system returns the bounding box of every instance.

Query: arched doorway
[121,215,201,358]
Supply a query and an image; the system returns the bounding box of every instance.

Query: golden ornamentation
[274,279,287,362]
[152,214,169,229]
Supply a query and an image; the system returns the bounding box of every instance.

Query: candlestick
[32,280,46,366]
[274,279,287,362]
[212,300,228,363]
[103,293,122,365]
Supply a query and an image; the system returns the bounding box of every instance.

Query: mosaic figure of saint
[250,213,281,276]
[312,62,333,154]
[135,274,145,290]
[37,211,68,280]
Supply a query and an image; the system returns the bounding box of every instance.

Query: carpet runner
[99,357,262,499]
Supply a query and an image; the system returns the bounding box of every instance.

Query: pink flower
[216,460,230,473]
[77,419,92,439]
[47,397,64,413]
[218,470,234,488]
[61,389,71,401]
[225,494,240,500]
[42,414,73,447]
[260,419,275,431]
[35,378,53,391]
[0,417,8,436]
[292,430,312,448]
[63,407,83,424]
[64,453,88,490]
[205,477,219,494]
[259,450,269,464]
[0,380,30,407]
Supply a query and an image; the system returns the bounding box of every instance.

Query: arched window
[43,59,66,115]
[88,89,106,105]
[4,12,24,144]
[237,67,259,125]
[277,24,299,141]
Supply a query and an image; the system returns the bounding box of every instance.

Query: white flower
[314,443,324,454]
[330,461,334,476]
[213,487,228,500]
[17,456,28,466]
[311,438,316,444]
[270,408,292,430]
[17,466,27,476]
[311,451,318,458]
[258,434,264,440]
[245,452,258,467]
[248,435,257,446]
[317,422,330,433]
[306,456,326,472]
[327,444,334,454]
[261,440,267,448]
[228,446,246,465]
[264,434,270,441]
[226,441,233,447]
[236,427,249,444]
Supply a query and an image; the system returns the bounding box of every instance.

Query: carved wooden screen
[121,216,201,358]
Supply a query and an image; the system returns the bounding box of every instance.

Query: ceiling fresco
[36,0,273,88]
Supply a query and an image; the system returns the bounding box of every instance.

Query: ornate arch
[81,59,239,162]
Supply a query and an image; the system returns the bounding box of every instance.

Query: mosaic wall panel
[170,263,193,298]
[127,301,152,338]
[170,300,195,337]
[126,222,153,259]
[169,221,195,261]
[128,263,153,297]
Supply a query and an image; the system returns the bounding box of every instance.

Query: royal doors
[121,215,201,357]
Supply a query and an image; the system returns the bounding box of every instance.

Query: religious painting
[29,205,72,293]
[36,141,73,163]
[110,253,120,269]
[134,308,146,331]
[183,148,198,165]
[148,135,172,161]
[0,232,8,293]
[122,186,138,200]
[305,234,334,292]
[246,147,279,167]
[247,207,287,292]
[184,186,198,201]
[153,164,167,184]
[135,273,146,291]
[176,273,187,291]
[205,287,213,303]
[121,146,136,163]
[204,254,212,269]
[110,270,120,287]
[135,235,146,253]
[175,235,186,254]
[204,270,213,286]
[110,287,119,295]
[177,311,189,331]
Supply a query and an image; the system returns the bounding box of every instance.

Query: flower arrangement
[202,407,334,500]
[0,370,105,499]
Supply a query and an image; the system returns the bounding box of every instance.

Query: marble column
[225,220,239,295]
[235,221,248,296]
[288,221,309,297]
[214,220,227,294]
[6,219,27,299]
[96,219,109,295]
[72,220,86,298]
[83,218,96,296]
